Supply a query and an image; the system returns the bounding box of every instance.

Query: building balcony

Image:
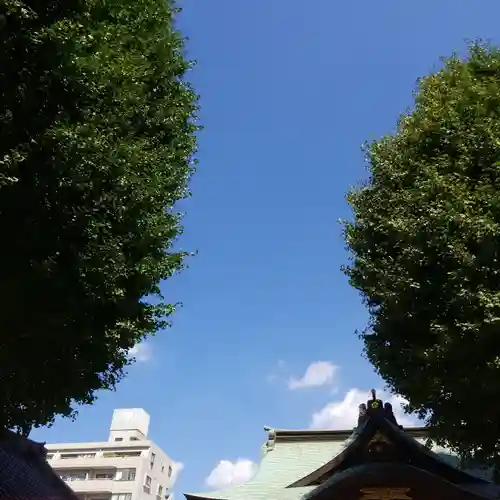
[61,479,135,495]
[62,479,114,493]
[50,456,141,470]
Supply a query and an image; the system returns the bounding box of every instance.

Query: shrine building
[185,390,499,500]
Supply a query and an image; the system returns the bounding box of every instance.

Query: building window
[60,472,87,482]
[94,471,114,480]
[103,451,142,458]
[130,436,139,441]
[112,494,132,500]
[115,437,123,442]
[157,485,163,498]
[60,453,96,459]
[150,452,156,469]
[167,465,172,478]
[116,469,136,481]
[144,475,152,494]
[161,465,164,473]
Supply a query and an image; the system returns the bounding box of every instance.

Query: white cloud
[310,388,419,429]
[288,361,338,390]
[128,342,152,363]
[205,459,257,490]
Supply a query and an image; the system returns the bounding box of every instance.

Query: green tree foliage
[0,0,198,434]
[343,43,500,467]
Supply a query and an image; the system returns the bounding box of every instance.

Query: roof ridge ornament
[263,427,276,453]
[357,390,402,429]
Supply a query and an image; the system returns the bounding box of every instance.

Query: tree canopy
[0,0,198,434]
[343,43,500,467]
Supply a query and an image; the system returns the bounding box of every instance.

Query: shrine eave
[289,414,487,488]
[302,463,497,500]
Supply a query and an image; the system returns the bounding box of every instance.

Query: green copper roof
[184,425,473,500]
[185,428,350,500]
[185,400,497,500]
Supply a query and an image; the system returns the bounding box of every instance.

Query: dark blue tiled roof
[0,430,78,500]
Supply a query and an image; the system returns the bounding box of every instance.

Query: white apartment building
[46,408,178,500]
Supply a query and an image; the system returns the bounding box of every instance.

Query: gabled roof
[184,426,451,500]
[293,391,498,500]
[185,391,498,500]
[289,412,486,488]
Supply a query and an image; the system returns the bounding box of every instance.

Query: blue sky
[31,0,500,496]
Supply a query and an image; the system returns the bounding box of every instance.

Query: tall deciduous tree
[343,43,500,468]
[0,0,198,434]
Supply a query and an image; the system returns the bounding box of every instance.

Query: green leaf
[343,41,500,471]
[0,0,199,433]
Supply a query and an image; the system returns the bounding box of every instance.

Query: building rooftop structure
[47,408,177,500]
[185,390,499,500]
